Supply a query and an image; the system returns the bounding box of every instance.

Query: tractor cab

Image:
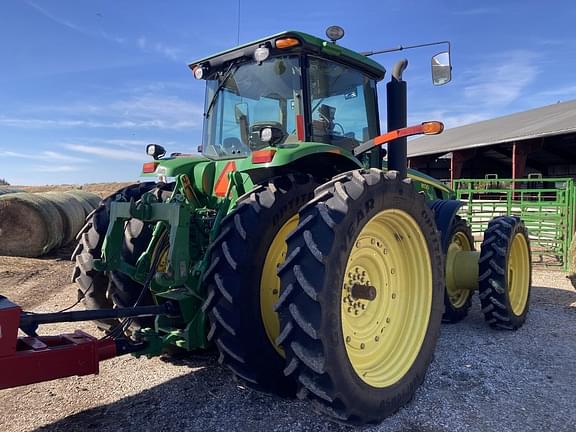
[190,31,385,160]
[189,30,452,165]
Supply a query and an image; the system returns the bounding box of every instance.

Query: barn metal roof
[408,99,576,157]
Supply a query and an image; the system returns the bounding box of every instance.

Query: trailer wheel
[72,182,159,333]
[479,216,531,330]
[203,173,317,396]
[442,216,475,323]
[276,169,444,424]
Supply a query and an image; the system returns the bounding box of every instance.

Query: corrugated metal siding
[409,99,576,157]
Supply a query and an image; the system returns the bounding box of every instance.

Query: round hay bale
[43,192,87,245]
[0,187,24,196]
[67,194,93,217]
[0,193,64,257]
[66,190,102,215]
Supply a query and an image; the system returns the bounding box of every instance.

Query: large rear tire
[203,173,317,396]
[479,216,531,329]
[276,169,444,424]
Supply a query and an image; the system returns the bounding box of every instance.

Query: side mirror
[431,51,452,86]
[146,144,166,160]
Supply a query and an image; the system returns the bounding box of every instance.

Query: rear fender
[428,200,465,251]
[236,143,363,184]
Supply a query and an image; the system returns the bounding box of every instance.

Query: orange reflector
[142,162,158,173]
[252,149,276,164]
[422,121,444,135]
[275,38,300,49]
[214,161,236,197]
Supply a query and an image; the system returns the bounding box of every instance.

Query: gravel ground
[0,252,574,432]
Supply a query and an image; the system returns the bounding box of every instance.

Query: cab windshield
[202,56,303,159]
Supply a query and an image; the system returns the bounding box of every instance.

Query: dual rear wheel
[443,215,532,329]
[205,169,445,423]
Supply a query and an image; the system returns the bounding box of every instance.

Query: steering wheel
[333,122,345,135]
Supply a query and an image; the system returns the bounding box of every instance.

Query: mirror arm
[361,40,450,58]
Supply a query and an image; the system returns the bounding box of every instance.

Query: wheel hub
[445,231,474,308]
[341,209,432,388]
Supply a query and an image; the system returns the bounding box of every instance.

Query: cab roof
[188,30,387,81]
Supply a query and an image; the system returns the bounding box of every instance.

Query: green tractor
[72,28,532,424]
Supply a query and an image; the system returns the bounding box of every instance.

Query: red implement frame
[0,297,117,390]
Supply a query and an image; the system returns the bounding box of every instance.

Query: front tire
[72,182,159,333]
[276,169,444,424]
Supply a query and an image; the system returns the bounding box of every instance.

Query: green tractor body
[74,29,532,423]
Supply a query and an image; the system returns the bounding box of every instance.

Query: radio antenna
[236,0,241,44]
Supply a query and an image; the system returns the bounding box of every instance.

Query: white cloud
[0,94,203,130]
[137,36,184,61]
[64,144,147,161]
[0,95,203,130]
[26,1,85,34]
[0,150,88,162]
[32,165,81,173]
[409,50,541,131]
[533,85,576,99]
[26,2,185,62]
[99,139,152,147]
[411,109,492,129]
[452,7,499,16]
[463,51,539,107]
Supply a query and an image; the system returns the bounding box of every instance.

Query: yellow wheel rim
[260,214,299,356]
[445,231,473,308]
[507,232,530,316]
[156,247,169,273]
[341,209,433,388]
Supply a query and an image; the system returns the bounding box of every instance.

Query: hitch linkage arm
[0,296,178,390]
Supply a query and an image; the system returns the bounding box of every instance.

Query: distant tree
[0,178,9,185]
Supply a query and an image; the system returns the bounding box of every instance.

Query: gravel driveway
[1,253,574,432]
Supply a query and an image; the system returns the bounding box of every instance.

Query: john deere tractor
[0,28,532,425]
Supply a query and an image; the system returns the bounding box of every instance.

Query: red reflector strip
[296,114,305,141]
[214,161,236,197]
[252,149,276,164]
[142,162,158,173]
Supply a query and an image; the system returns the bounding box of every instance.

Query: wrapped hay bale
[66,190,102,216]
[0,187,24,196]
[43,192,87,245]
[0,193,64,257]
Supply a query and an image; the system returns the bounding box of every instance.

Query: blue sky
[1,0,575,185]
